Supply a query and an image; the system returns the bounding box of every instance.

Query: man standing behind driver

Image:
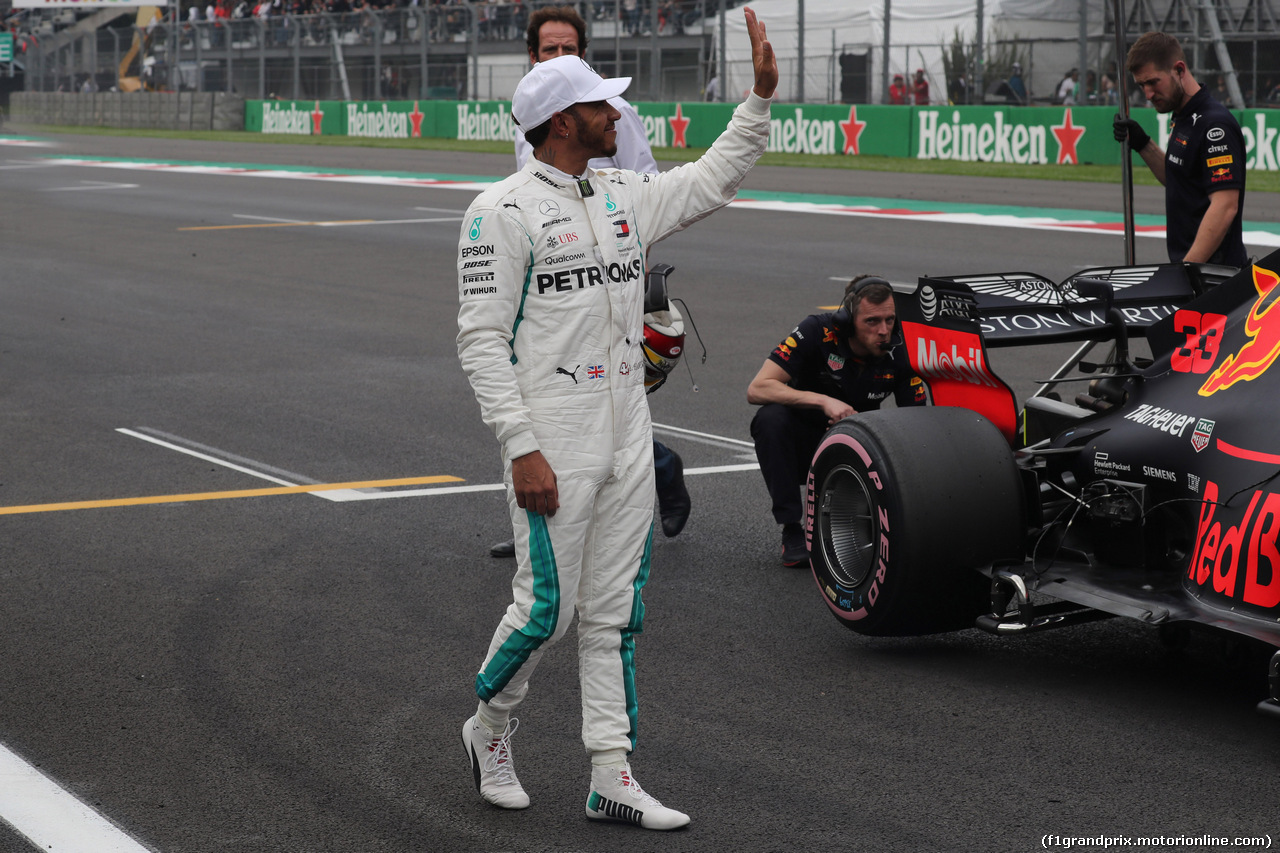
[515,5,657,175]
[487,4,690,559]
[748,277,926,568]
[1112,31,1247,267]
[457,9,777,830]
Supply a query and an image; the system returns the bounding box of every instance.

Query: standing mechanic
[747,276,927,568]
[1112,31,1248,267]
[456,9,777,830]
[488,4,689,560]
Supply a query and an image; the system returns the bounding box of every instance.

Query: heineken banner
[246,99,1280,171]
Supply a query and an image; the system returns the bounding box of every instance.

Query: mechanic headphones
[832,276,892,335]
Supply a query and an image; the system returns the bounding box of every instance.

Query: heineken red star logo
[1052,107,1086,165]
[668,103,690,148]
[310,100,324,135]
[839,105,867,155]
[410,101,424,138]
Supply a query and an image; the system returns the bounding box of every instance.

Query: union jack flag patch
[587,365,606,379]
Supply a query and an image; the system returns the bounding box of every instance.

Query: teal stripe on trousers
[475,511,560,701]
[620,524,653,752]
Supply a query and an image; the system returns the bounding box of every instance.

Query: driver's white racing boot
[585,763,690,830]
[462,715,529,809]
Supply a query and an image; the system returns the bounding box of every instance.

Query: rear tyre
[806,407,1025,636]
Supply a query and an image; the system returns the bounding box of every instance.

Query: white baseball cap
[511,55,631,129]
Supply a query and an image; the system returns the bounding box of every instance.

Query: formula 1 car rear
[804,249,1280,715]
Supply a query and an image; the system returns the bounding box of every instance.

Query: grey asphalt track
[2,132,1278,853]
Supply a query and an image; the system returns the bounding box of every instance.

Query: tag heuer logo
[1191,418,1215,452]
[827,354,845,371]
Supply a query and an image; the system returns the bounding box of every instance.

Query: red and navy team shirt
[767,312,927,427]
[1165,87,1248,267]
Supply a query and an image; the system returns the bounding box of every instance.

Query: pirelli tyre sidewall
[806,406,1024,636]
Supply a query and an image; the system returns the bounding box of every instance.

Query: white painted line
[339,217,460,226]
[331,464,760,502]
[231,214,460,227]
[119,428,382,502]
[116,425,756,507]
[324,482,507,501]
[118,429,365,502]
[117,428,300,487]
[0,741,154,853]
[0,160,59,169]
[686,463,759,475]
[652,422,755,449]
[130,427,323,484]
[412,206,467,213]
[42,180,139,192]
[233,214,304,223]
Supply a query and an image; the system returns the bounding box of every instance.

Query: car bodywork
[804,248,1280,715]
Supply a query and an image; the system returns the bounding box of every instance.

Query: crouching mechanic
[456,8,777,831]
[747,276,927,567]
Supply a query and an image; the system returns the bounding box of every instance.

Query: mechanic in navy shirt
[1113,31,1248,267]
[747,276,927,568]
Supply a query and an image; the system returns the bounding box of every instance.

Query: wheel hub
[818,465,875,588]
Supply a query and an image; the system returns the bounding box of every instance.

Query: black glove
[1113,114,1151,151]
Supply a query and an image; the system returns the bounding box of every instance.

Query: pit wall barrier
[13,92,247,131]
[248,98,1280,171]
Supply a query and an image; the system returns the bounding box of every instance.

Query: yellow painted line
[0,475,464,516]
[178,219,376,231]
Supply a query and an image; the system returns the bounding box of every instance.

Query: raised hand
[745,7,777,99]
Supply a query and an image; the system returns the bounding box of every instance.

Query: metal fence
[23,1,736,104]
[20,0,1280,108]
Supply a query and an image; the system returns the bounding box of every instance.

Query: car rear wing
[912,262,1237,348]
[892,262,1237,446]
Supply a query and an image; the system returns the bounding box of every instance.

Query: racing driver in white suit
[456,8,777,831]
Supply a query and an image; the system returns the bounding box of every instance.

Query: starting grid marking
[0,421,758,850]
[37,153,1280,245]
[0,425,759,517]
[0,742,151,853]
